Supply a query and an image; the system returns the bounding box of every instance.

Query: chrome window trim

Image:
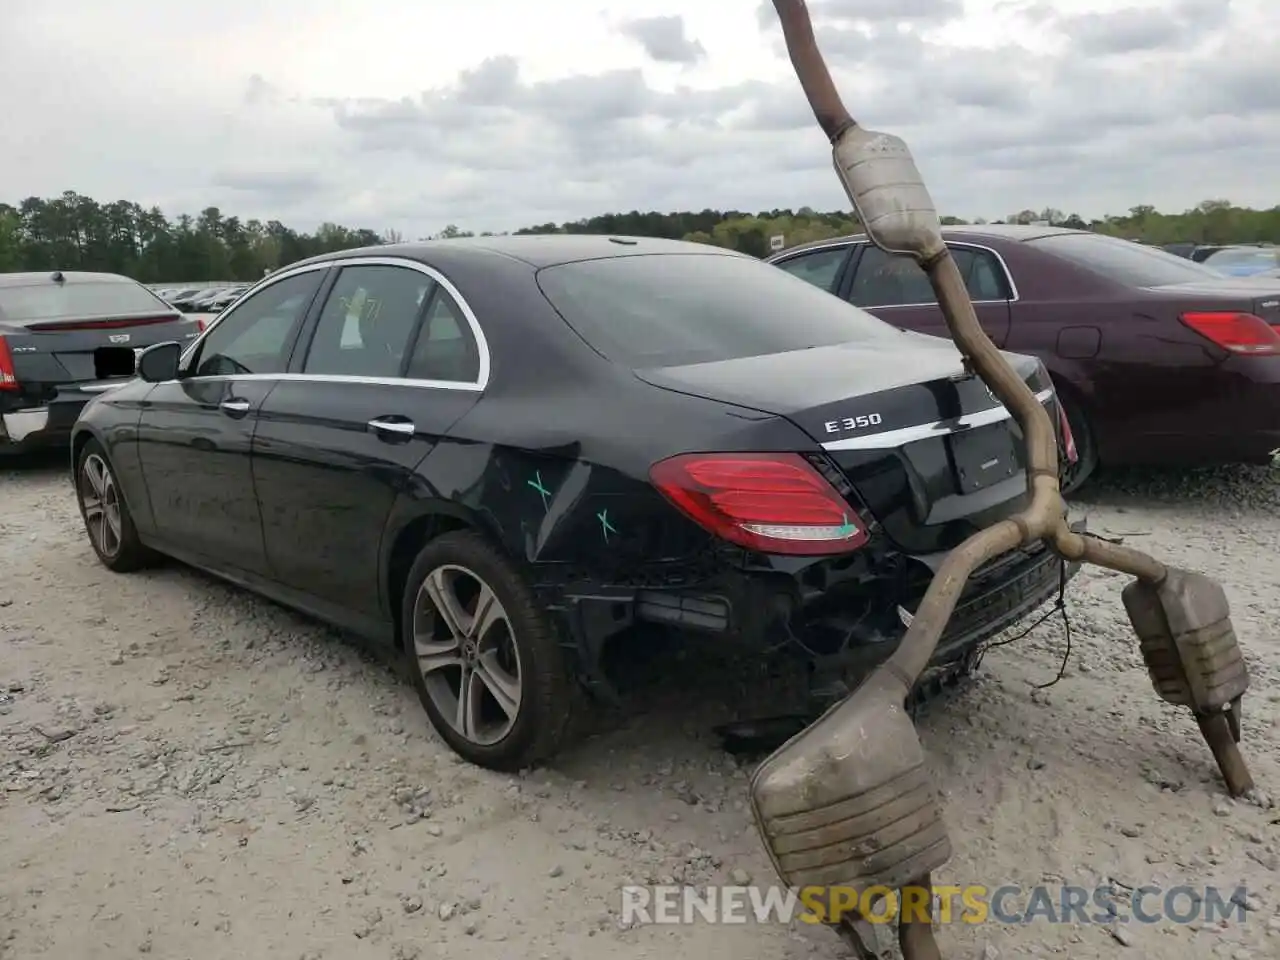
[157,371,483,393]
[178,256,492,391]
[770,239,1021,305]
[821,388,1054,452]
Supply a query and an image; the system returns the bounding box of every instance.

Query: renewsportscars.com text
[619,883,1250,926]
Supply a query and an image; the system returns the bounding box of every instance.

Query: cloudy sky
[2,0,1276,236]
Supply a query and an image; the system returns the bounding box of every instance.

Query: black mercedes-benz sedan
[71,236,1081,770]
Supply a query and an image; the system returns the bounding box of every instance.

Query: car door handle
[219,399,251,417]
[367,417,415,438]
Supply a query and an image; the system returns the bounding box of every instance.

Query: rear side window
[0,280,170,321]
[1027,233,1221,286]
[773,247,849,293]
[536,252,902,368]
[405,289,482,383]
[303,265,432,378]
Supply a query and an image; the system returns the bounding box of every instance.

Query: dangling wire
[972,557,1074,688]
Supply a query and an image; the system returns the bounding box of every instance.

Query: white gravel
[2,456,1278,959]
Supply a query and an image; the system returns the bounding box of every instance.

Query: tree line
[1,192,1276,282]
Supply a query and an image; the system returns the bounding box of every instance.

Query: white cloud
[1,0,1275,236]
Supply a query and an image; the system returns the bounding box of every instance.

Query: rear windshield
[0,280,170,321]
[1026,233,1222,287]
[536,252,904,367]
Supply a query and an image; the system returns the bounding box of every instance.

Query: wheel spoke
[105,504,122,542]
[83,459,105,498]
[475,649,521,720]
[467,583,503,643]
[455,666,482,739]
[423,568,468,642]
[416,645,462,675]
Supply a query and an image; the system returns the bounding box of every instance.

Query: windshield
[1027,233,1223,286]
[0,280,171,321]
[536,252,904,367]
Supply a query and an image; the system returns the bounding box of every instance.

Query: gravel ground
[2,456,1278,960]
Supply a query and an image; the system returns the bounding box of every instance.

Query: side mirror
[137,342,182,383]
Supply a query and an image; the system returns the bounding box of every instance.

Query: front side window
[773,247,850,293]
[848,246,1009,307]
[302,265,434,378]
[193,270,325,377]
[536,252,903,368]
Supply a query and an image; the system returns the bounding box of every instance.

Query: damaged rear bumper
[551,517,1086,699]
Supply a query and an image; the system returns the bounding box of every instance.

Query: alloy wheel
[412,564,523,746]
[80,453,123,559]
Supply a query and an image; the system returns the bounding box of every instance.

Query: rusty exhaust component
[752,3,1257,957]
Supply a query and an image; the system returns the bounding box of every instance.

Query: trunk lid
[1147,277,1280,328]
[636,336,1056,553]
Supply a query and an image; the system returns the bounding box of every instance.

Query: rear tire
[1057,392,1099,496]
[401,530,579,771]
[74,439,156,572]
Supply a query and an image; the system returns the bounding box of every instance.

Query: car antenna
[50,271,65,283]
[607,237,638,245]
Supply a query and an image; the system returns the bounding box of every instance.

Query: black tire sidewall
[400,530,572,771]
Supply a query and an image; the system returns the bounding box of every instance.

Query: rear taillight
[649,452,868,556]
[0,336,17,391]
[196,318,207,332]
[1179,312,1280,355]
[1056,402,1078,464]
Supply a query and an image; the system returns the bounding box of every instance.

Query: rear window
[0,280,171,321]
[536,252,903,367]
[1027,233,1221,287]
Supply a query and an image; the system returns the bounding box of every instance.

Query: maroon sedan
[767,225,1280,492]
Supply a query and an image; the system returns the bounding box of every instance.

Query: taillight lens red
[1056,402,1078,464]
[1179,312,1280,355]
[0,336,17,391]
[196,318,207,332]
[649,452,869,556]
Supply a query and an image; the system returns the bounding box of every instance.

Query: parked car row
[1162,242,1280,276]
[155,283,250,313]
[768,225,1280,492]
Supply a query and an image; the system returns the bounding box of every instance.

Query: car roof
[0,271,137,288]
[287,234,751,271]
[774,223,1089,257]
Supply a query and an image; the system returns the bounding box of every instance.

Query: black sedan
[0,271,201,453]
[72,237,1079,770]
